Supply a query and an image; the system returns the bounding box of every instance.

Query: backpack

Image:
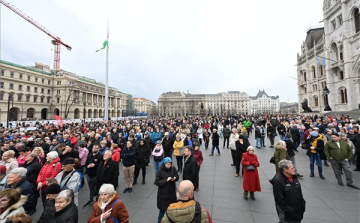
[76,170,85,192]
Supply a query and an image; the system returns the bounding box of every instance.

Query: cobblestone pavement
[32,132,360,223]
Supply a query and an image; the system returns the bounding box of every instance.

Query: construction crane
[1,0,72,69]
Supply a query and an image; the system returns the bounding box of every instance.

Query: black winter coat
[162,137,174,153]
[284,139,296,157]
[270,171,305,222]
[155,164,179,211]
[211,132,219,146]
[235,141,249,159]
[290,127,300,142]
[135,143,150,168]
[37,199,56,223]
[121,146,136,167]
[6,177,35,213]
[255,128,261,138]
[183,154,199,190]
[85,152,103,178]
[24,158,42,191]
[59,149,79,163]
[49,202,78,223]
[223,128,231,138]
[96,159,119,190]
[354,134,360,153]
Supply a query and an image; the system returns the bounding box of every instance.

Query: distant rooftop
[0,59,52,76]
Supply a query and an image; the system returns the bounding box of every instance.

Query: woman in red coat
[36,151,62,204]
[241,146,261,200]
[110,144,121,165]
[193,144,203,192]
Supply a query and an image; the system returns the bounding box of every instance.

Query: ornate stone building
[297,0,360,112]
[250,90,280,114]
[133,97,156,116]
[0,60,131,122]
[157,91,251,116]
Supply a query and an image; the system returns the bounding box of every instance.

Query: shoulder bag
[246,165,255,171]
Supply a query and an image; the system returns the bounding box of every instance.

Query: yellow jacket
[173,140,184,156]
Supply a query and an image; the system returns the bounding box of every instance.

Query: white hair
[56,189,73,201]
[99,184,115,195]
[247,146,255,152]
[47,151,59,159]
[9,167,27,177]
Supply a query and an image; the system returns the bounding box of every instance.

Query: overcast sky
[1,0,324,103]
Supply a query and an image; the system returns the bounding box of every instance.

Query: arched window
[355,8,360,33]
[312,66,316,78]
[340,88,348,103]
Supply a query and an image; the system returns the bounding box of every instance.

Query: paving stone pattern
[32,133,360,223]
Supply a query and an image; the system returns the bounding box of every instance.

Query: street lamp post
[6,94,14,128]
[323,86,332,111]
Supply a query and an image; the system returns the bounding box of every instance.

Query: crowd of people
[0,113,359,223]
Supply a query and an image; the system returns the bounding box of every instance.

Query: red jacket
[70,136,78,147]
[111,148,122,164]
[88,193,129,223]
[193,149,203,167]
[241,152,261,192]
[36,157,61,190]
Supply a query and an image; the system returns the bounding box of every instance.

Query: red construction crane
[1,0,72,69]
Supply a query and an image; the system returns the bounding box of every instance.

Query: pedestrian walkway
[32,133,360,223]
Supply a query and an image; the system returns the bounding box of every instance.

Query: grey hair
[47,151,59,159]
[9,167,27,178]
[26,153,38,159]
[247,146,255,152]
[278,159,292,170]
[56,189,74,201]
[99,184,115,195]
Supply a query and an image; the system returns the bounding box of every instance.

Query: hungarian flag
[54,115,63,128]
[95,40,108,52]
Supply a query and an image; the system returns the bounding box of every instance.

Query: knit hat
[163,157,172,165]
[310,131,319,137]
[62,158,75,165]
[45,183,61,195]
[0,165,6,174]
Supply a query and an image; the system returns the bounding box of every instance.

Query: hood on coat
[166,200,196,222]
[275,144,287,151]
[8,195,27,211]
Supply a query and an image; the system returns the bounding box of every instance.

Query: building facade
[0,60,131,122]
[297,0,360,112]
[133,97,156,116]
[158,91,276,116]
[250,90,280,114]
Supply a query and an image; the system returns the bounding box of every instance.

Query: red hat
[0,165,6,174]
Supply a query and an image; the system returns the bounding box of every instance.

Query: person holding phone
[155,157,179,223]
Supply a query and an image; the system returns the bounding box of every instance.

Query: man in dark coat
[270,160,306,223]
[223,125,231,149]
[83,144,103,208]
[290,125,300,151]
[155,157,179,223]
[121,141,136,193]
[6,167,36,215]
[162,132,174,158]
[182,146,199,190]
[210,129,220,156]
[134,139,150,185]
[96,150,119,194]
[23,153,42,208]
[59,145,79,162]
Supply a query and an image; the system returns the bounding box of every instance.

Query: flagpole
[104,18,109,121]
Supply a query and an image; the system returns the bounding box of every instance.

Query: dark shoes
[347,184,360,190]
[142,179,146,184]
[319,175,325,180]
[123,188,129,193]
[324,163,329,167]
[338,182,344,186]
[250,196,255,201]
[243,196,248,200]
[310,173,314,177]
[231,164,235,166]
[353,168,360,171]
[128,188,133,193]
[133,180,137,185]
[296,173,303,178]
[82,200,94,208]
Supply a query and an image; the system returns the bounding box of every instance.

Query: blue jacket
[6,177,35,213]
[121,146,136,167]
